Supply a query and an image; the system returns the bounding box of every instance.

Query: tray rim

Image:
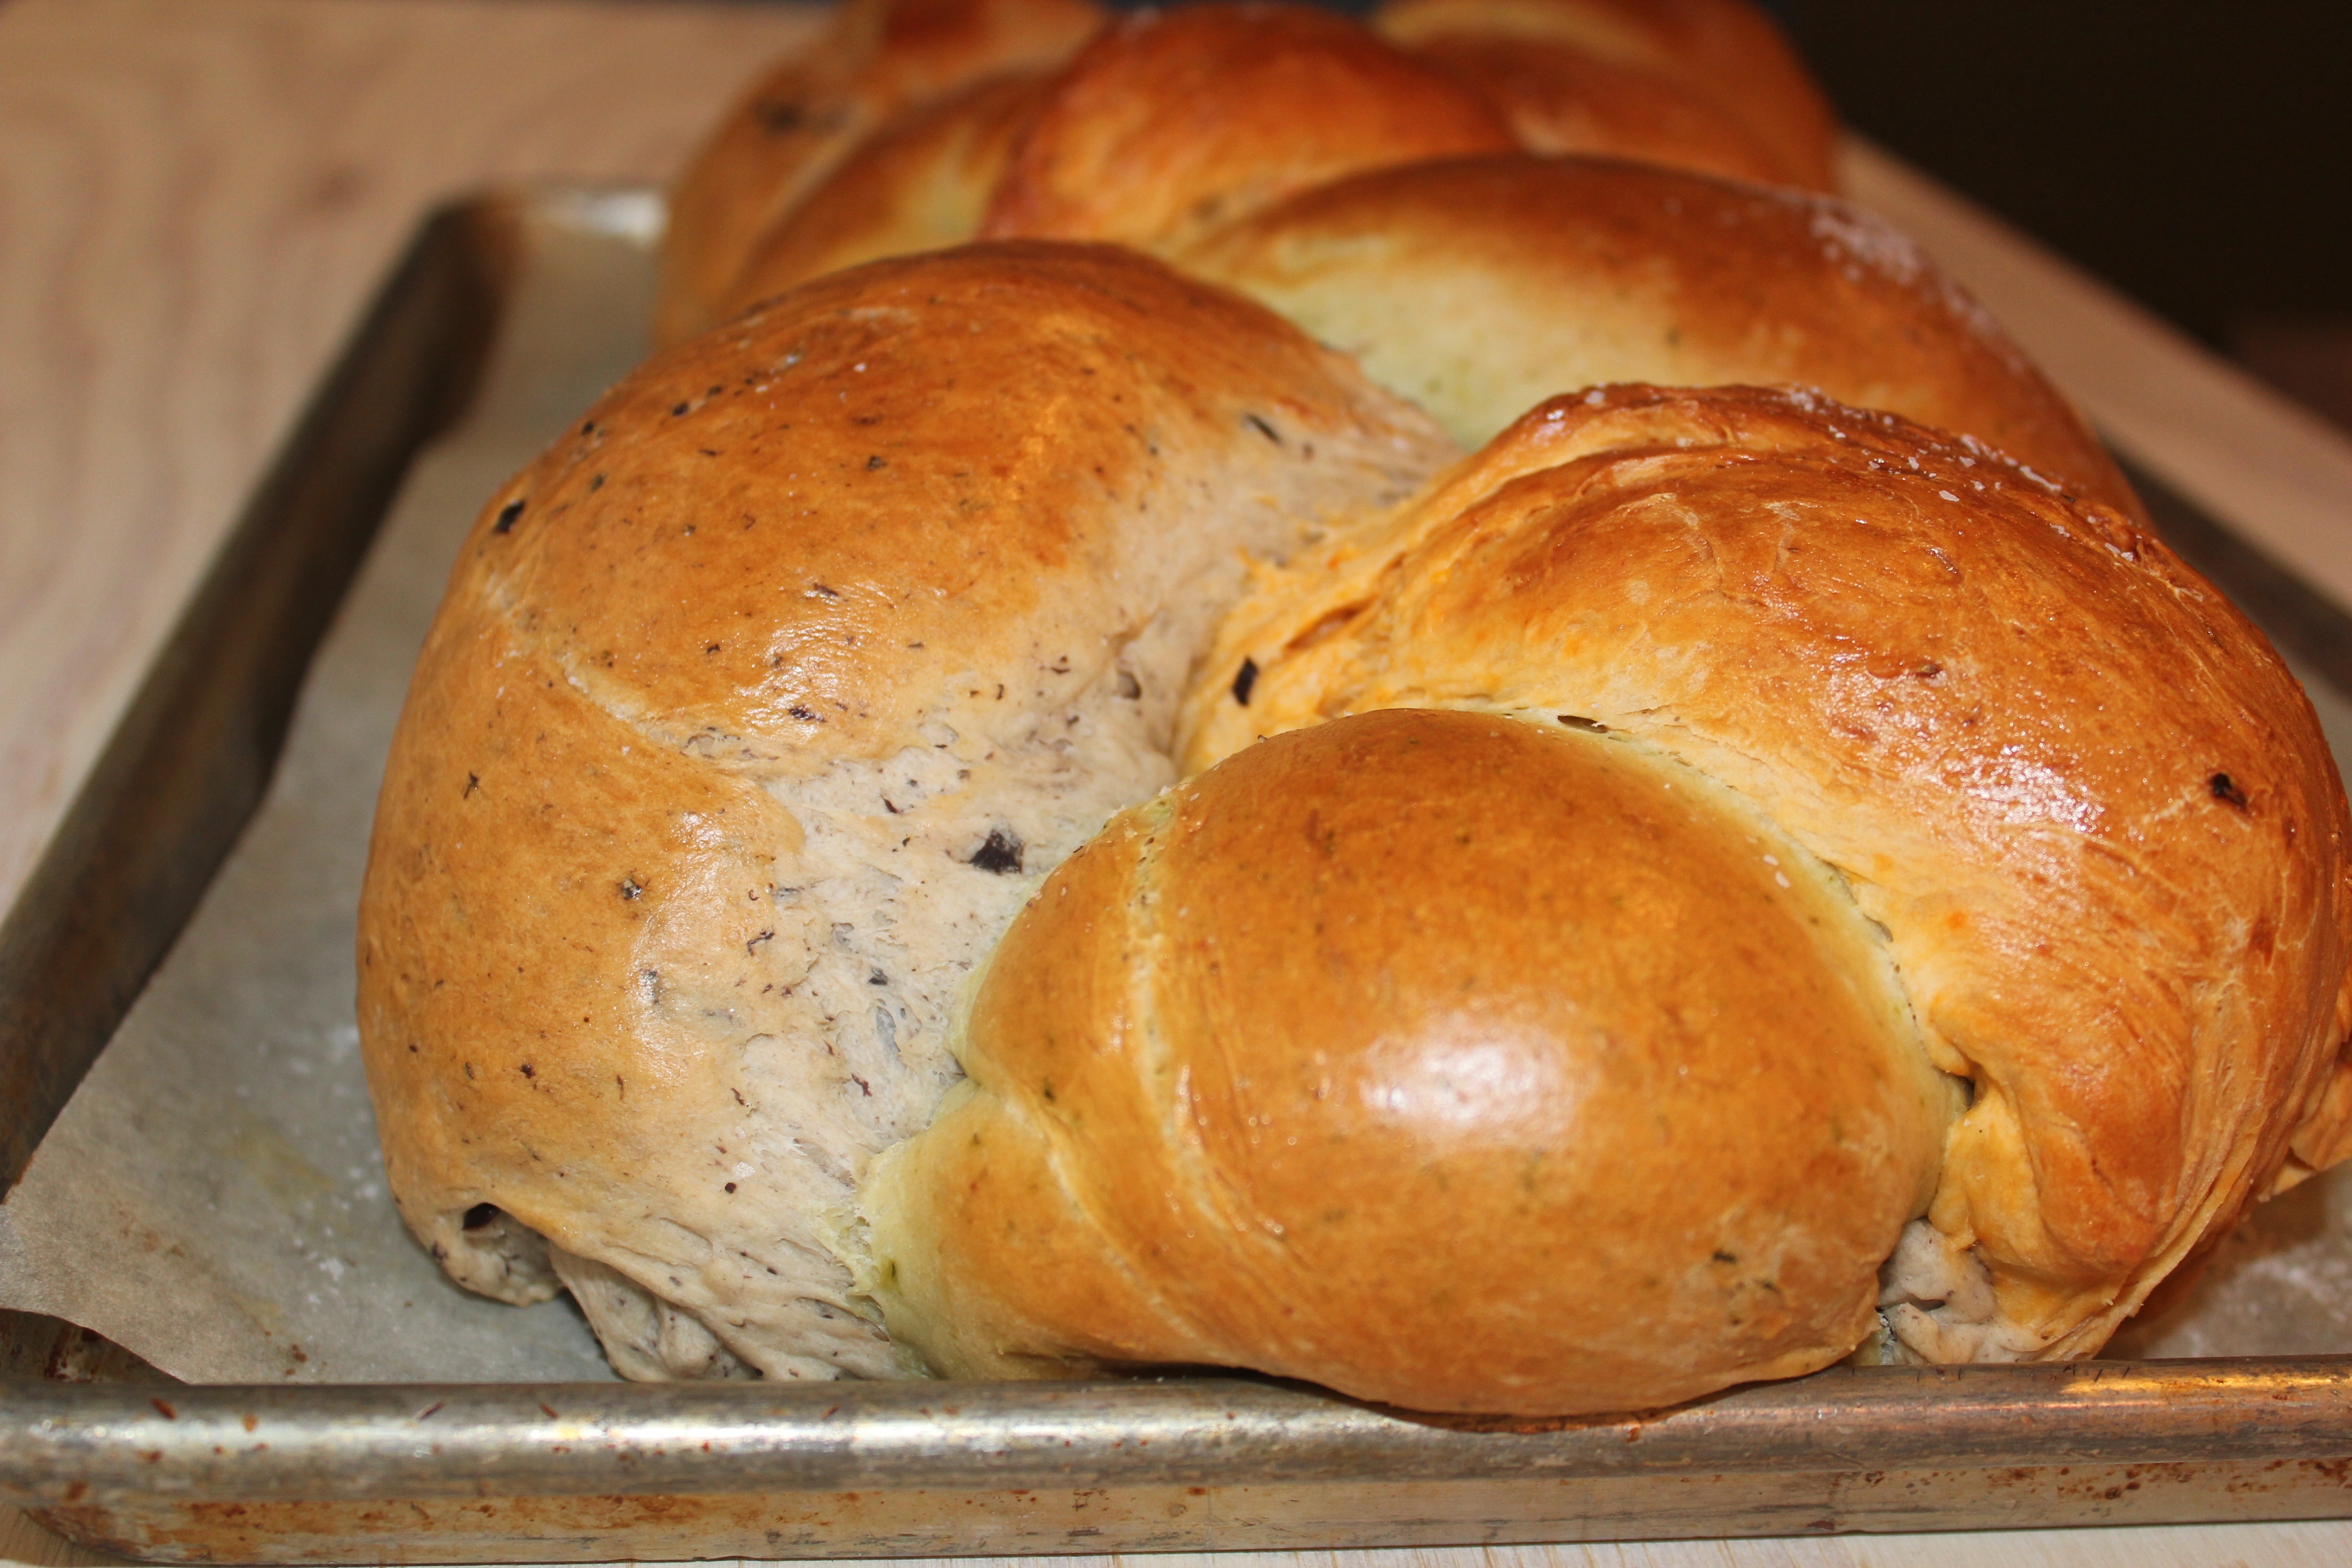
[10,1359,2352,1509]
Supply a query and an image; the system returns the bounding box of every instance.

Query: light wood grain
[5,4,2352,1566]
[0,0,823,922]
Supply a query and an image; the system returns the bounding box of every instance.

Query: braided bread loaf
[359,0,2352,1411]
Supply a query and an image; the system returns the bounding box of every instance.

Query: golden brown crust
[865,708,1955,1414]
[1181,384,2352,1362]
[728,71,1054,309]
[1373,0,1837,189]
[359,242,1457,1379]
[1174,154,2142,518]
[976,3,1518,251]
[357,588,802,1288]
[1405,33,1806,188]
[705,0,1842,324]
[654,0,1105,345]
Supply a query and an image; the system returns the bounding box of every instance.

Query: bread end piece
[866,708,1956,1414]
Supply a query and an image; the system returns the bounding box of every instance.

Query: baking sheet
[5,185,2352,1386]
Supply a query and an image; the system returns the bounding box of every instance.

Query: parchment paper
[0,191,663,1383]
[5,185,2352,1385]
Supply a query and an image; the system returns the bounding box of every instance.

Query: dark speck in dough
[970,829,1025,875]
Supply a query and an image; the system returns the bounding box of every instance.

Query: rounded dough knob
[862,707,1957,1414]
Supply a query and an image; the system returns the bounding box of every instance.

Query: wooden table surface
[5,1,2352,1565]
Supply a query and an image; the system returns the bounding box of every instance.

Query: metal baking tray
[7,183,2352,1562]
